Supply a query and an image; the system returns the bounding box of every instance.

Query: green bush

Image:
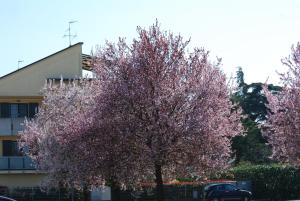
[216,164,300,201]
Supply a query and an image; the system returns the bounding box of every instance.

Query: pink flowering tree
[20,22,242,201]
[20,80,100,193]
[20,79,139,201]
[263,43,300,166]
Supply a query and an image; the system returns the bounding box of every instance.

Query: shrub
[216,164,300,201]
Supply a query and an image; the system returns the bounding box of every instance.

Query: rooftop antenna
[18,60,23,69]
[63,20,77,46]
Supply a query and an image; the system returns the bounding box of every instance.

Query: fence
[0,117,24,135]
[0,156,35,170]
[120,185,203,201]
[1,185,201,201]
[1,187,84,201]
[0,181,251,201]
[119,180,251,201]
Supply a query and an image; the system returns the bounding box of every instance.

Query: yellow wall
[0,173,45,188]
[0,96,42,103]
[0,136,19,140]
[0,44,83,188]
[0,43,83,97]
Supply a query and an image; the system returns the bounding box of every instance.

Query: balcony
[0,118,25,135]
[0,156,35,170]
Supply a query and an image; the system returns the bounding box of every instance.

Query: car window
[217,185,225,190]
[224,184,237,191]
[205,185,216,191]
[204,185,212,191]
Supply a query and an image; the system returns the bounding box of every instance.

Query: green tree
[232,67,281,164]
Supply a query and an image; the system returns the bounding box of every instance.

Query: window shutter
[0,103,10,118]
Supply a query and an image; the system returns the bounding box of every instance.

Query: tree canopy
[263,43,300,166]
[232,67,281,164]
[20,22,242,201]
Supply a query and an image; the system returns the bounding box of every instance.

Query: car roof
[0,195,16,201]
[204,183,235,190]
[207,183,234,187]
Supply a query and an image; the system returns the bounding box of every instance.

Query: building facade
[0,43,90,188]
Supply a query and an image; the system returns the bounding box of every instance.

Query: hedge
[215,164,300,201]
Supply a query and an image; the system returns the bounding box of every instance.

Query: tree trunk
[83,185,90,201]
[111,180,121,201]
[155,163,165,201]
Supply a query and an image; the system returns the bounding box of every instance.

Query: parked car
[203,183,252,201]
[0,196,16,201]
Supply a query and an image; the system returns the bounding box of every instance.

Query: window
[217,185,225,191]
[0,103,38,118]
[224,184,237,191]
[18,103,28,117]
[29,103,38,118]
[0,103,10,118]
[10,104,18,118]
[2,140,21,156]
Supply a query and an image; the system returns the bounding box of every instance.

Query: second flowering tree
[263,43,300,166]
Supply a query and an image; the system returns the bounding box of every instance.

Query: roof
[82,53,93,70]
[0,42,84,80]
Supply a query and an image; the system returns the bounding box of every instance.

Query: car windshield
[204,184,218,191]
[224,184,237,191]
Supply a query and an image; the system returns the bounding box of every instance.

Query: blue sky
[1,0,300,84]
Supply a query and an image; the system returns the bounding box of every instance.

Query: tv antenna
[63,20,77,46]
[18,60,23,69]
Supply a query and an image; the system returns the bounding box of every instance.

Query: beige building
[0,42,91,188]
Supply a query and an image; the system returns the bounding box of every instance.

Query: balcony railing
[0,118,25,135]
[0,156,36,170]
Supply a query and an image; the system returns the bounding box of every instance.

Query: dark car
[203,183,252,201]
[0,196,16,201]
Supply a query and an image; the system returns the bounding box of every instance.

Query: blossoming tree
[263,43,300,166]
[20,22,242,201]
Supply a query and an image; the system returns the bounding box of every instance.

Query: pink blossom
[263,42,300,166]
[20,22,242,201]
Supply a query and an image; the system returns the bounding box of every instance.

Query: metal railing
[0,118,25,135]
[0,156,35,170]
